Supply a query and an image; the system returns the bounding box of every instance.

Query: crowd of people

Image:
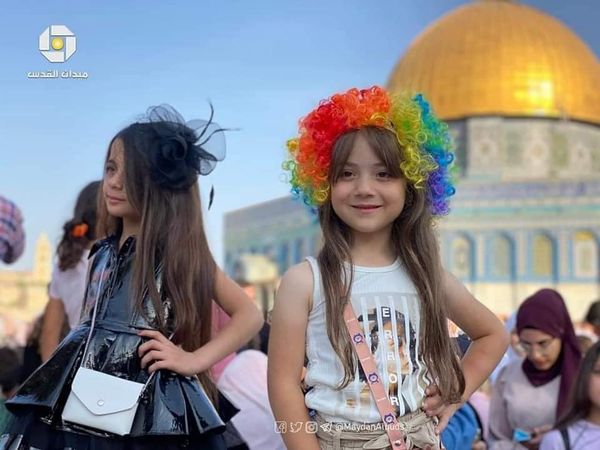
[0,87,598,450]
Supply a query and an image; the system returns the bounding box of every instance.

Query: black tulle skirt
[0,324,249,450]
[0,410,227,450]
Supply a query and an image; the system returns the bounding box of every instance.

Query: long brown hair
[57,181,100,271]
[318,126,465,403]
[555,341,600,428]
[96,123,216,394]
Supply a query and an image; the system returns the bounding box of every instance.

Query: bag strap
[80,261,108,365]
[343,303,407,450]
[559,428,571,450]
[79,259,172,390]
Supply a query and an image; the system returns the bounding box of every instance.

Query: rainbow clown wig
[283,86,456,216]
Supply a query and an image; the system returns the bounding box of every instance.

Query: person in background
[489,289,581,450]
[0,195,25,264]
[576,330,597,356]
[39,181,100,362]
[540,341,600,450]
[212,304,283,450]
[0,347,20,430]
[219,350,286,450]
[442,333,488,450]
[584,300,600,339]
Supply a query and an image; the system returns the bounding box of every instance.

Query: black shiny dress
[0,236,229,450]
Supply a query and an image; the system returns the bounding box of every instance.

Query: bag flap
[71,367,145,416]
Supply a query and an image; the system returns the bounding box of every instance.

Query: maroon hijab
[516,289,581,418]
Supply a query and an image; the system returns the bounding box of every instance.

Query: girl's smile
[352,204,382,212]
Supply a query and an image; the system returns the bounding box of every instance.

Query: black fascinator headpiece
[135,104,226,191]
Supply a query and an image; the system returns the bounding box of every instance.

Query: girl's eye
[105,165,115,174]
[341,170,354,178]
[377,171,391,179]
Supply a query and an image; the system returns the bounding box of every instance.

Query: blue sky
[1,0,598,271]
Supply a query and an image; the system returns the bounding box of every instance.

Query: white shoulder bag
[62,263,168,436]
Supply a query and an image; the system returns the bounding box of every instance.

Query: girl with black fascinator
[1,105,264,450]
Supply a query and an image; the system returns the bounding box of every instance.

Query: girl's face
[103,139,139,221]
[519,328,562,371]
[589,356,600,410]
[331,134,406,239]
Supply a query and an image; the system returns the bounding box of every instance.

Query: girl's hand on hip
[423,384,444,417]
[138,329,201,377]
[433,401,461,435]
[422,384,462,434]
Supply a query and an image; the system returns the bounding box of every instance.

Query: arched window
[532,233,555,279]
[451,235,474,280]
[574,231,598,279]
[491,234,513,278]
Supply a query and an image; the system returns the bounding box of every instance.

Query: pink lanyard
[343,303,407,450]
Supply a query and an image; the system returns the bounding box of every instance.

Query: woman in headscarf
[488,289,581,450]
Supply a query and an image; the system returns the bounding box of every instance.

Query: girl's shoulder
[282,260,314,289]
[278,260,314,310]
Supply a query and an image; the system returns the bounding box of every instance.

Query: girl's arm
[40,297,66,362]
[434,270,510,431]
[192,267,264,368]
[444,271,509,399]
[139,267,263,376]
[268,262,320,450]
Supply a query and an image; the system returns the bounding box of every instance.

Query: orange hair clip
[72,223,89,238]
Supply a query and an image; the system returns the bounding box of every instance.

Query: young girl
[1,105,264,449]
[40,180,100,362]
[540,340,600,450]
[268,86,509,450]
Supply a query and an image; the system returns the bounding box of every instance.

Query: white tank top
[304,256,430,423]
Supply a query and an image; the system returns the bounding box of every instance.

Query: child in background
[40,181,100,362]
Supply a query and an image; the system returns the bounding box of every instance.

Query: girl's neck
[120,217,140,248]
[587,407,600,425]
[350,231,396,267]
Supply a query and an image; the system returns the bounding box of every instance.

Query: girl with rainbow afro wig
[283,85,456,216]
[269,86,509,450]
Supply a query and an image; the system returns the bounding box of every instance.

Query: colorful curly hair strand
[284,86,455,216]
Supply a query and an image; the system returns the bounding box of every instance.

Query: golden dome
[388,0,600,125]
